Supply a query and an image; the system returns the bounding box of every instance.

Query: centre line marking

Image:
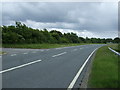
[10,54,17,56]
[23,53,28,54]
[0,59,42,74]
[67,48,98,90]
[73,49,77,51]
[80,48,83,49]
[52,52,67,57]
[55,48,62,50]
[32,52,36,53]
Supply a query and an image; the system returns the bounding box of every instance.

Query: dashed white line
[10,54,17,56]
[32,52,36,53]
[73,49,77,51]
[23,53,28,54]
[67,48,98,90]
[46,49,50,51]
[0,59,42,74]
[80,48,83,49]
[52,52,67,57]
[55,48,62,50]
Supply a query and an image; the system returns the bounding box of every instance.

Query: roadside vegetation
[108,44,119,52]
[0,51,6,55]
[2,43,89,49]
[1,22,120,49]
[88,45,118,88]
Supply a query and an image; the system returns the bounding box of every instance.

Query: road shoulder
[79,51,96,88]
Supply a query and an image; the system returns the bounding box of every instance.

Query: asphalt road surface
[1,44,104,88]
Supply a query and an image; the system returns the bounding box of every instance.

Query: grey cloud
[2,2,118,38]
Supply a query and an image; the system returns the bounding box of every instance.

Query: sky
[1,2,118,38]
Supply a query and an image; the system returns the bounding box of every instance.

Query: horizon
[1,21,118,39]
[1,2,118,39]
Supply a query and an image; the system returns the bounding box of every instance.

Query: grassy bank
[88,45,118,88]
[108,44,119,52]
[0,51,6,55]
[2,43,98,49]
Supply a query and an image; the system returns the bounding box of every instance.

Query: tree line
[1,22,120,44]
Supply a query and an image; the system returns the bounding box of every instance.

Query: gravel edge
[79,51,96,88]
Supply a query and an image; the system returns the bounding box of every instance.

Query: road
[1,44,104,88]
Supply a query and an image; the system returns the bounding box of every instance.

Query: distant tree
[2,32,19,44]
[86,37,92,43]
[42,29,53,43]
[69,32,79,43]
[101,38,106,43]
[113,37,120,43]
[106,38,113,43]
[50,30,63,43]
[1,21,117,44]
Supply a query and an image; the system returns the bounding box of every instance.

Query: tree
[86,37,92,43]
[106,38,113,43]
[79,37,86,43]
[113,37,120,43]
[1,21,116,44]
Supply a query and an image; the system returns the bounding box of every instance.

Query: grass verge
[0,51,6,55]
[108,44,119,53]
[88,45,118,88]
[2,43,98,49]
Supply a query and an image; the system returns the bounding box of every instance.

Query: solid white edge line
[67,48,98,90]
[52,52,67,57]
[0,59,42,74]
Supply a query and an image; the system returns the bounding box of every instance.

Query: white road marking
[10,54,17,56]
[0,59,42,74]
[73,49,77,51]
[52,52,67,57]
[23,53,28,54]
[55,48,63,50]
[80,48,83,49]
[46,49,50,51]
[32,52,36,53]
[67,48,98,90]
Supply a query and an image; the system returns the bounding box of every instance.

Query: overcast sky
[1,2,118,38]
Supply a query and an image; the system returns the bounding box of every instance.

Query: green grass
[0,51,6,55]
[2,43,98,49]
[88,45,118,88]
[108,44,119,52]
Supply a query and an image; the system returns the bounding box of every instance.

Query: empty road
[1,44,104,88]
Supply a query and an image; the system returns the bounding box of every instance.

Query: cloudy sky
[1,2,118,38]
